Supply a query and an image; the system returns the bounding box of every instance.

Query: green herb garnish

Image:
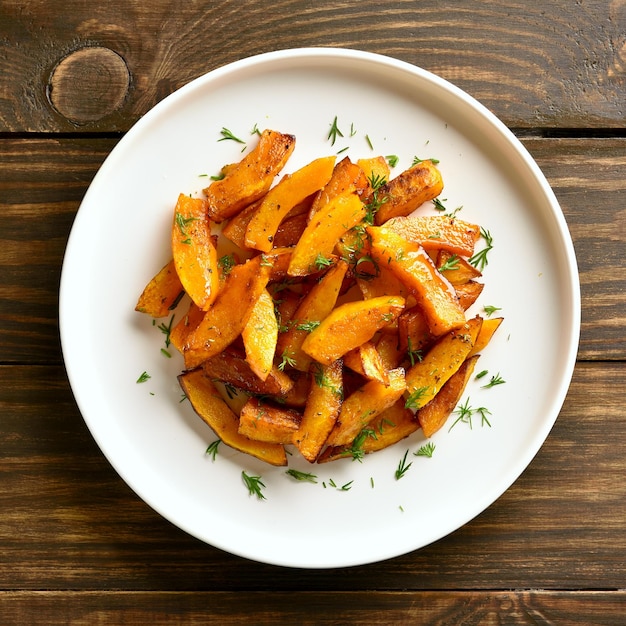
[395,449,412,479]
[414,442,436,458]
[483,305,502,317]
[313,253,333,270]
[219,127,246,144]
[242,471,266,500]
[278,349,296,371]
[205,439,221,461]
[218,253,236,276]
[405,386,430,409]
[469,227,494,271]
[286,469,318,483]
[157,314,175,348]
[136,371,151,383]
[296,320,321,332]
[482,372,505,388]
[327,116,344,146]
[438,255,459,273]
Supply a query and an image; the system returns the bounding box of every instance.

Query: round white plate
[59,48,580,568]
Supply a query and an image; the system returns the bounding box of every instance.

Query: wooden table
[2,1,625,623]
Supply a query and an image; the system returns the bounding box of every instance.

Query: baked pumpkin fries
[136,129,502,466]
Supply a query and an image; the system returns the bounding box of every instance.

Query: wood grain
[0,362,624,591]
[1,0,625,132]
[1,590,625,625]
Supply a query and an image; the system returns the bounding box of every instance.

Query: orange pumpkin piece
[277,259,349,372]
[204,129,296,222]
[343,341,390,386]
[244,155,336,252]
[356,156,391,187]
[324,367,406,448]
[301,295,405,365]
[242,288,278,381]
[238,397,302,445]
[135,258,184,318]
[368,226,466,337]
[468,316,503,357]
[317,398,418,463]
[436,249,483,285]
[307,156,369,220]
[382,215,480,257]
[202,347,294,397]
[404,316,482,410]
[417,354,479,437]
[179,370,287,466]
[373,160,444,224]
[288,192,366,276]
[293,360,344,462]
[171,193,219,311]
[183,255,272,368]
[170,300,204,353]
[455,280,485,311]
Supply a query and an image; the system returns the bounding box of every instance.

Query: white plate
[59,48,580,568]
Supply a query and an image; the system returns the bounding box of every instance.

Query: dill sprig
[286,469,318,483]
[395,450,413,480]
[327,116,344,146]
[469,227,494,270]
[242,471,266,500]
[205,439,221,461]
[414,442,436,458]
[218,127,246,144]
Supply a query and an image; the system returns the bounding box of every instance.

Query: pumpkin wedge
[245,155,336,252]
[405,315,482,410]
[277,259,349,372]
[368,226,466,337]
[324,367,406,448]
[242,288,278,381]
[204,129,296,222]
[418,354,479,437]
[171,193,219,310]
[373,159,444,224]
[135,258,184,318]
[301,295,405,365]
[293,360,343,462]
[382,215,480,257]
[179,370,287,466]
[183,255,272,368]
[288,191,366,276]
[238,397,302,444]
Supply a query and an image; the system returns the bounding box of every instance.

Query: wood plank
[523,138,626,359]
[0,138,116,363]
[1,1,625,132]
[1,137,624,363]
[1,590,625,625]
[0,362,624,590]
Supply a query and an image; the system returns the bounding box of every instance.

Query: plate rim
[59,46,581,568]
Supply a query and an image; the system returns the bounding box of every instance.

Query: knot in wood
[48,47,130,124]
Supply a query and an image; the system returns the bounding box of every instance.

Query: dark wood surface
[1,1,625,623]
